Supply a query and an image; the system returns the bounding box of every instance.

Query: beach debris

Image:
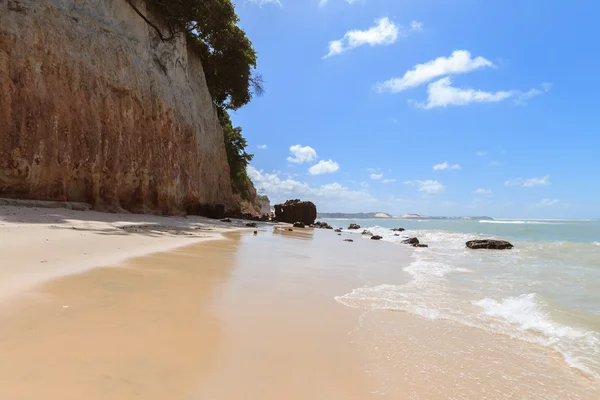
[221,218,232,223]
[402,237,419,245]
[391,228,405,232]
[246,222,257,228]
[274,199,317,225]
[371,235,383,240]
[348,223,361,230]
[334,228,342,233]
[466,240,514,250]
[361,230,373,236]
[344,239,354,242]
[413,244,428,248]
[293,222,306,228]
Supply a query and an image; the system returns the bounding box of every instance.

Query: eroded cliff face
[0,0,235,213]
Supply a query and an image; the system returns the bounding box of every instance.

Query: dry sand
[0,208,598,399]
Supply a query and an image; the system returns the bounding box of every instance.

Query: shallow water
[328,218,600,380]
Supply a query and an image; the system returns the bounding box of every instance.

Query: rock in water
[391,228,405,232]
[466,240,514,250]
[344,239,354,242]
[348,224,361,230]
[402,237,419,245]
[371,235,383,240]
[334,229,342,233]
[413,244,428,248]
[362,230,373,236]
[293,222,306,228]
[274,200,317,225]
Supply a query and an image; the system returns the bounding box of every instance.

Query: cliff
[0,0,235,214]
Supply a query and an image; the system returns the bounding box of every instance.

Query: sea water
[327,218,600,380]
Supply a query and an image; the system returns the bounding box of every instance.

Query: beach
[0,207,598,399]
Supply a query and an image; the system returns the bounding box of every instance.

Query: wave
[480,220,563,225]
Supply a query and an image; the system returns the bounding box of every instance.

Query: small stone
[371,235,383,241]
[344,239,354,242]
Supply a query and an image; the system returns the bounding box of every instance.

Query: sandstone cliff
[0,0,235,214]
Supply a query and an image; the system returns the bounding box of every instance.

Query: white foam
[474,294,586,339]
[480,220,560,225]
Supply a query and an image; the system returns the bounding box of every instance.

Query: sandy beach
[0,206,598,399]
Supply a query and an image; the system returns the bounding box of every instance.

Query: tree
[128,0,263,110]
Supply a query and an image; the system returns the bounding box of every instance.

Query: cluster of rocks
[348,224,361,230]
[314,221,334,230]
[401,237,428,248]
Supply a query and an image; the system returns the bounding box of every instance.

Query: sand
[0,207,598,399]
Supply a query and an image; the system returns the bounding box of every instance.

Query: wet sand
[0,226,598,399]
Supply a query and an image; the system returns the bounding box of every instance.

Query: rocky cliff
[0,0,235,214]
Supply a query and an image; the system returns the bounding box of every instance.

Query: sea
[322,218,600,380]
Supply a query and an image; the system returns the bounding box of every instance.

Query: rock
[288,228,294,232]
[293,222,306,228]
[413,244,428,248]
[221,218,232,223]
[344,239,354,242]
[314,221,333,229]
[402,237,419,245]
[466,240,514,250]
[274,200,317,225]
[338,233,341,236]
[361,230,373,236]
[371,235,383,240]
[393,234,400,237]
[0,1,236,214]
[334,229,342,233]
[391,228,405,232]
[245,222,257,228]
[253,231,257,235]
[348,223,361,230]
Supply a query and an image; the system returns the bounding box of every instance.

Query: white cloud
[308,159,340,175]
[403,180,445,194]
[360,181,369,188]
[505,175,550,187]
[257,144,268,150]
[417,77,514,109]
[287,145,317,164]
[515,82,552,105]
[433,161,461,171]
[247,166,378,209]
[476,151,487,157]
[377,50,494,93]
[382,179,397,184]
[370,173,383,180]
[249,0,282,7]
[325,18,422,58]
[537,198,560,206]
[474,188,493,195]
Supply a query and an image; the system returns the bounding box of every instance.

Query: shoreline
[0,205,261,301]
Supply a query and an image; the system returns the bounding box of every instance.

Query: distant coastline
[317,212,494,221]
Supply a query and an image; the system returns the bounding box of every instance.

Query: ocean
[323,218,600,380]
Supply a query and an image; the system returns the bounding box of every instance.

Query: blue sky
[230,0,599,218]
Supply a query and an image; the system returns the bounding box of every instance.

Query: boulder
[348,224,361,230]
[344,239,354,242]
[391,228,405,232]
[371,235,383,241]
[293,222,306,228]
[402,237,419,245]
[466,240,514,250]
[413,244,428,248]
[274,200,317,225]
[245,222,257,228]
[334,229,342,233]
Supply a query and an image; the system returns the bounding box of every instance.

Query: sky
[229,0,600,218]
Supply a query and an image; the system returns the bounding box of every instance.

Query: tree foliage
[132,0,263,110]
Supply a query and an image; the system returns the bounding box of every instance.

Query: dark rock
[466,240,514,250]
[245,222,257,228]
[413,244,428,248]
[221,218,232,223]
[338,233,341,236]
[371,235,383,240]
[274,200,317,225]
[253,231,258,235]
[288,228,294,232]
[402,237,419,245]
[314,221,333,229]
[344,239,354,242]
[391,228,405,232]
[293,222,306,228]
[362,230,373,236]
[334,229,342,233]
[348,223,361,230]
[393,234,400,237]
